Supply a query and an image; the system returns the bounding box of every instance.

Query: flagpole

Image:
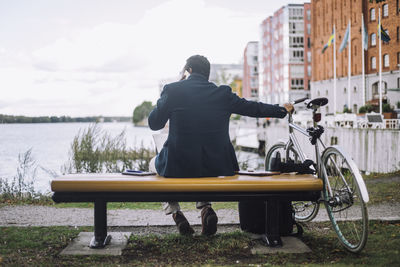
[378,8,382,114]
[348,19,351,111]
[361,13,366,106]
[333,24,337,114]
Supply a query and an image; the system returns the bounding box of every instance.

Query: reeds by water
[63,124,156,173]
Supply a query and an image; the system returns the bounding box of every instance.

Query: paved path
[1,203,399,227]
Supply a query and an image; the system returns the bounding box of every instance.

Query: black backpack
[238,200,303,237]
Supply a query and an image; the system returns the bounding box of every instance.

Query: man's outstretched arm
[226,86,291,118]
[148,86,171,130]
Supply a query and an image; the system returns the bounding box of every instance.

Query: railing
[385,119,400,129]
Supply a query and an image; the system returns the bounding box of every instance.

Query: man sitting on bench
[148,55,293,236]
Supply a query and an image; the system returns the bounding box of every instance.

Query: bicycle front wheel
[265,142,319,222]
[322,146,368,253]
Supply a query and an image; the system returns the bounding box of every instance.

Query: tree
[133,101,154,124]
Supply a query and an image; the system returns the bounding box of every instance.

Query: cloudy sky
[0,0,305,117]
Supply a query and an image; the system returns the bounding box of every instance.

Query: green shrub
[358,106,367,113]
[383,103,394,113]
[63,124,156,174]
[0,149,50,203]
[343,107,352,113]
[358,104,376,113]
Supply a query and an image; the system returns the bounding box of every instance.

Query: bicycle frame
[283,106,369,203]
[285,109,340,201]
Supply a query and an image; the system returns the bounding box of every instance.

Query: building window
[307,24,311,35]
[354,86,357,93]
[325,90,328,96]
[344,87,347,94]
[397,26,399,41]
[307,9,311,20]
[398,78,400,89]
[383,54,389,67]
[371,33,376,46]
[398,52,400,64]
[317,90,320,96]
[289,36,304,48]
[383,4,389,17]
[370,8,375,21]
[371,57,376,69]
[292,50,304,61]
[291,79,304,90]
[307,65,311,76]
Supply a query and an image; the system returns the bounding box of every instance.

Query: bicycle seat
[307,98,328,109]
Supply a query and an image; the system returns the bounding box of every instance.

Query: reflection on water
[0,122,155,192]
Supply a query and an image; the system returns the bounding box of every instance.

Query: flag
[362,18,368,50]
[378,21,391,43]
[322,28,335,54]
[339,23,350,52]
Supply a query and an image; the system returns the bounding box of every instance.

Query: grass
[363,171,400,205]
[0,221,399,266]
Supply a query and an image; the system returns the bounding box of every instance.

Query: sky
[0,0,306,117]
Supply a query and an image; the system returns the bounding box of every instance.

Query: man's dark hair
[184,55,210,80]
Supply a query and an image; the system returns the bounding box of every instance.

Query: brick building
[311,0,400,114]
[243,41,259,100]
[259,3,312,106]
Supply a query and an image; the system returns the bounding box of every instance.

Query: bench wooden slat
[51,173,323,192]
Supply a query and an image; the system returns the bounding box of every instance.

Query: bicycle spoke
[328,155,352,193]
[322,147,368,253]
[265,142,319,222]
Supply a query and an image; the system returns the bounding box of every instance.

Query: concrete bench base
[60,232,130,255]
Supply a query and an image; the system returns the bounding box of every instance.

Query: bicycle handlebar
[292,97,309,105]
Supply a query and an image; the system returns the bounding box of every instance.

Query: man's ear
[187,68,192,74]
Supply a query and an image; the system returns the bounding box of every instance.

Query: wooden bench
[51,173,323,248]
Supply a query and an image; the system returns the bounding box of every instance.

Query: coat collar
[187,72,208,81]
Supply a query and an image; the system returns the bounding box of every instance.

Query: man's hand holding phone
[180,69,190,81]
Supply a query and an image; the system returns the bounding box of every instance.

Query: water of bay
[0,122,155,192]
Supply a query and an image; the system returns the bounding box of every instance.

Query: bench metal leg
[261,199,283,247]
[90,199,112,248]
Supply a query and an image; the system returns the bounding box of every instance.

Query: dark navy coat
[148,73,287,177]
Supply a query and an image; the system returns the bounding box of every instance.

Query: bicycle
[264,97,369,253]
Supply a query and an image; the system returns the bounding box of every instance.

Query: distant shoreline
[0,114,132,124]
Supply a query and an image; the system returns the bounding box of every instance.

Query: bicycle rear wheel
[321,146,368,253]
[265,142,319,222]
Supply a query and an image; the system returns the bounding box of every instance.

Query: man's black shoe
[201,206,218,235]
[172,211,195,235]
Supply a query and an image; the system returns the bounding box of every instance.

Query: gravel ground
[1,203,399,227]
